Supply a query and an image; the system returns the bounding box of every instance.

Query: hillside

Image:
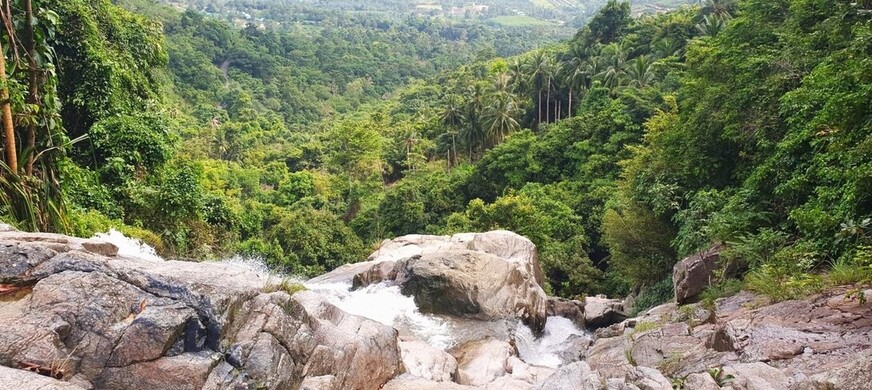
[0,0,868,316]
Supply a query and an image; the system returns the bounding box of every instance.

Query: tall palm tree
[625,55,656,89]
[542,56,560,123]
[508,59,527,94]
[523,52,548,124]
[440,95,465,167]
[561,45,590,118]
[462,84,487,161]
[483,92,522,146]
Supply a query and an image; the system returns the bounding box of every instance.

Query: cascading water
[306,279,590,369]
[93,230,590,370]
[91,229,162,261]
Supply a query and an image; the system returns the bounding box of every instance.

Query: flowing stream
[94,231,590,369]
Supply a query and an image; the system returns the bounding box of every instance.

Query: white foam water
[91,229,163,261]
[307,281,455,349]
[515,316,590,368]
[306,279,588,368]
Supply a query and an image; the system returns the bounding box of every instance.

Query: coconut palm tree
[461,84,487,161]
[696,14,727,37]
[561,45,591,118]
[483,92,522,146]
[440,95,465,166]
[523,52,548,124]
[625,55,656,89]
[595,43,627,91]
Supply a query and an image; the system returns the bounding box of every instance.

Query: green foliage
[629,277,674,316]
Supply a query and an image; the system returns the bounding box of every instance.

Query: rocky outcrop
[335,231,549,333]
[585,286,872,389]
[672,244,725,304]
[396,250,547,332]
[398,337,457,382]
[545,297,585,327]
[584,296,627,329]
[0,230,402,390]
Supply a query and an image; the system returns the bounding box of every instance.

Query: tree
[625,55,656,88]
[483,92,522,146]
[440,95,465,166]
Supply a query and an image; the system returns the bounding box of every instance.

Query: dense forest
[0,0,869,313]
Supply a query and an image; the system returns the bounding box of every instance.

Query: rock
[0,365,86,389]
[595,321,629,339]
[584,296,627,329]
[449,338,513,387]
[532,361,601,390]
[672,244,724,304]
[545,297,585,328]
[396,250,548,332]
[556,334,593,363]
[684,372,721,390]
[294,291,403,389]
[606,378,642,390]
[722,362,789,390]
[382,374,475,390]
[300,375,337,390]
[0,231,402,390]
[351,260,397,289]
[398,338,457,382]
[627,366,672,390]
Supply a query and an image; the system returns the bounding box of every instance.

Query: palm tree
[440,96,465,167]
[696,14,727,37]
[542,57,560,123]
[625,55,656,89]
[701,0,736,19]
[462,84,487,161]
[652,38,682,59]
[562,45,590,118]
[508,59,527,94]
[483,92,522,146]
[595,43,627,91]
[523,52,548,124]
[489,72,514,95]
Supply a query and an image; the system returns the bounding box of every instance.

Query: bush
[629,277,674,316]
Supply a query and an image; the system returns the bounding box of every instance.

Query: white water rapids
[306,279,590,368]
[92,231,590,369]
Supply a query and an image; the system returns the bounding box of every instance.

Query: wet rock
[396,250,548,332]
[545,297,585,328]
[351,260,397,289]
[584,296,627,329]
[672,244,725,304]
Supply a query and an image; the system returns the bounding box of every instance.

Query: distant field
[489,15,557,27]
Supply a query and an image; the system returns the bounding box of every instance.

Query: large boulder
[532,361,600,390]
[545,297,585,328]
[449,338,514,387]
[672,244,725,304]
[395,250,548,332]
[584,296,627,329]
[398,337,457,382]
[0,231,402,390]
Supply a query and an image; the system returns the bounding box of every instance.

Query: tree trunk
[568,87,573,118]
[546,78,551,123]
[24,0,37,175]
[0,39,16,174]
[537,90,542,124]
[451,132,456,167]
